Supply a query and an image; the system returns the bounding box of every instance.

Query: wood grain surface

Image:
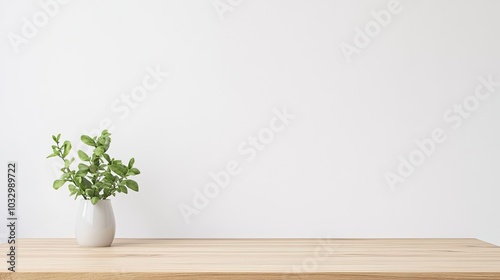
[1,238,499,279]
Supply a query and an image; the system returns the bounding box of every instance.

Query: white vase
[75,199,116,247]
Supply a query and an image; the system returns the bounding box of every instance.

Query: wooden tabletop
[1,238,500,279]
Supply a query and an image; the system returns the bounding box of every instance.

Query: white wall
[1,0,499,245]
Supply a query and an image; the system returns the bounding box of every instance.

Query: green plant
[47,130,140,205]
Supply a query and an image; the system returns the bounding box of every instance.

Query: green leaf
[78,163,89,171]
[91,197,100,205]
[94,146,105,156]
[52,135,57,142]
[103,141,111,151]
[98,136,110,146]
[85,189,94,197]
[53,179,65,190]
[89,164,98,173]
[126,168,141,176]
[128,158,135,169]
[74,176,82,185]
[131,167,140,174]
[80,177,92,190]
[81,135,96,147]
[119,185,128,194]
[62,141,72,158]
[68,184,77,195]
[124,179,139,192]
[63,158,74,168]
[109,164,127,177]
[76,170,88,177]
[103,154,111,163]
[103,172,115,182]
[94,182,103,189]
[46,153,58,158]
[56,133,61,142]
[103,188,111,197]
[102,181,112,188]
[78,150,90,161]
[74,189,82,200]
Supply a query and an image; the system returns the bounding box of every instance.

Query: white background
[1,0,499,245]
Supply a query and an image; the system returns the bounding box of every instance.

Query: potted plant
[47,129,140,247]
